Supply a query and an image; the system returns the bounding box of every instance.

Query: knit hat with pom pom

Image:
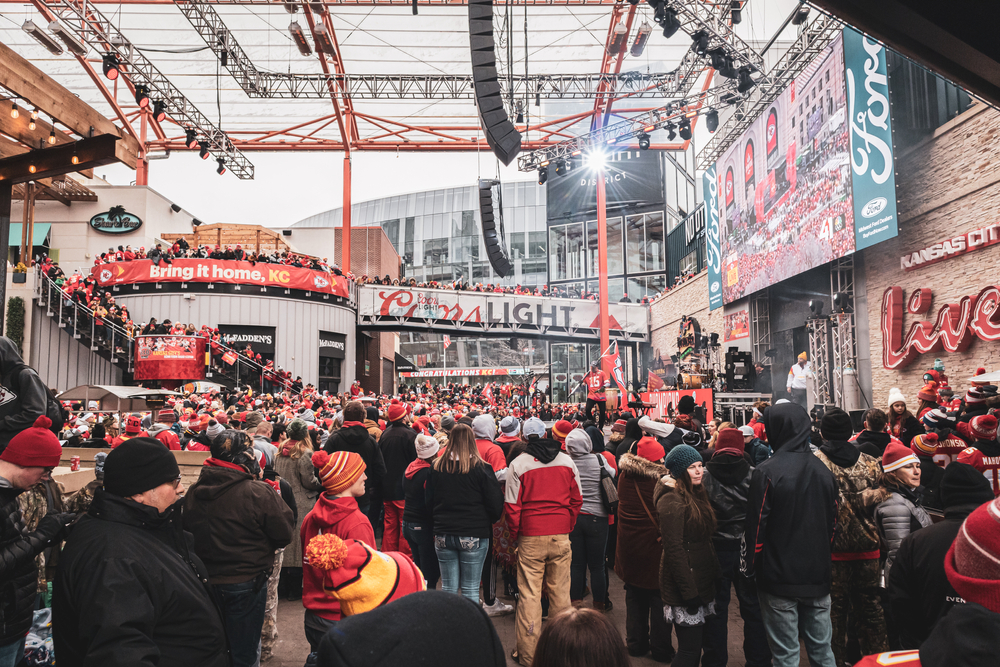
[305,533,426,617]
[1,415,62,467]
[312,450,366,495]
[387,399,407,422]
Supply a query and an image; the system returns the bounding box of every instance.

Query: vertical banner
[843,27,899,250]
[703,165,723,310]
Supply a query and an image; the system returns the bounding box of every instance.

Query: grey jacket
[565,429,614,517]
[875,489,932,582]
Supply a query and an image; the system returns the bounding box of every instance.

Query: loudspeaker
[281,229,292,236]
[849,409,866,433]
[478,178,512,277]
[468,0,522,165]
[725,350,755,391]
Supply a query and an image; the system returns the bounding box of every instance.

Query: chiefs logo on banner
[744,140,755,182]
[91,259,350,297]
[134,335,206,381]
[725,167,735,207]
[766,109,778,156]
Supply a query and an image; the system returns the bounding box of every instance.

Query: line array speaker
[468,0,522,165]
[478,178,512,277]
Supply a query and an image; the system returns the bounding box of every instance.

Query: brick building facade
[649,270,724,363]
[864,103,1000,404]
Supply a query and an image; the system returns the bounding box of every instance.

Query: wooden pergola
[160,223,297,255]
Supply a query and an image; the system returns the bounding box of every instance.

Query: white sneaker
[483,599,514,617]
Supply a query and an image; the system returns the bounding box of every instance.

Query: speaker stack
[478,179,512,277]
[468,0,522,165]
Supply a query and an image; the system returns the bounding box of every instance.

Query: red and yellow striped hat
[311,450,366,495]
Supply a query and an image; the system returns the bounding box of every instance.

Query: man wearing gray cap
[53,438,229,667]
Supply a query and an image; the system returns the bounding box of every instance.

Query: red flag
[600,341,628,409]
[443,335,452,350]
[482,383,495,406]
[221,351,238,366]
[648,370,665,391]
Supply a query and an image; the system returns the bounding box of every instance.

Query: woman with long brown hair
[886,388,923,446]
[426,423,504,602]
[654,444,721,667]
[275,418,323,601]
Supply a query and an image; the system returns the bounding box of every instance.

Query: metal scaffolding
[750,288,771,365]
[807,316,832,407]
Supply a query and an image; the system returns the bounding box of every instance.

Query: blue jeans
[0,636,25,667]
[403,520,440,590]
[569,513,609,603]
[703,546,771,667]
[213,578,268,667]
[757,590,835,667]
[434,534,489,603]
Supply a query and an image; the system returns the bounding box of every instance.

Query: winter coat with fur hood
[614,453,667,590]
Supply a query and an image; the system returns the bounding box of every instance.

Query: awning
[395,353,417,372]
[7,223,51,247]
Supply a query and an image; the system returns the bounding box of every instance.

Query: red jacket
[301,494,375,621]
[853,650,919,667]
[475,439,507,474]
[153,429,181,451]
[504,439,582,541]
[749,416,767,442]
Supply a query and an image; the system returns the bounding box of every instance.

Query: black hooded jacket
[854,430,892,458]
[702,453,752,547]
[615,418,643,461]
[53,490,229,667]
[324,424,387,509]
[525,437,562,464]
[0,337,57,451]
[918,603,1000,667]
[740,402,838,598]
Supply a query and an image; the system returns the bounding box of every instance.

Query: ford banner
[703,165,723,310]
[843,27,899,251]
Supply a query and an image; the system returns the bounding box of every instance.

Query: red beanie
[387,399,407,423]
[713,428,746,458]
[124,414,143,434]
[945,497,1000,613]
[970,414,998,441]
[882,440,920,473]
[1,416,62,468]
[916,381,939,403]
[636,436,665,462]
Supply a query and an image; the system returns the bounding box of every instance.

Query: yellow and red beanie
[311,450,366,495]
[910,432,939,457]
[552,419,576,443]
[305,533,425,617]
[0,416,62,468]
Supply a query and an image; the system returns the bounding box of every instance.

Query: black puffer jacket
[702,453,752,548]
[0,485,65,644]
[0,337,57,452]
[53,490,230,667]
[740,402,838,598]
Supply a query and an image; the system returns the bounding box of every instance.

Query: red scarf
[203,458,245,471]
[342,421,364,428]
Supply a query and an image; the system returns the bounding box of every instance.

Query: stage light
[48,20,87,56]
[515,102,524,125]
[538,166,548,185]
[313,23,335,55]
[48,128,56,144]
[554,159,567,177]
[678,118,691,140]
[631,21,652,57]
[535,90,541,107]
[666,122,676,140]
[102,53,120,80]
[216,157,226,175]
[9,102,18,119]
[22,20,63,55]
[792,5,810,25]
[720,56,739,79]
[809,299,825,315]
[706,109,719,133]
[220,50,229,68]
[288,21,312,56]
[737,66,756,93]
[709,48,727,71]
[192,218,203,227]
[199,141,210,160]
[638,132,650,150]
[152,100,166,123]
[185,129,198,149]
[691,31,709,56]
[134,85,150,109]
[607,22,628,55]
[661,9,680,38]
[653,1,666,24]
[586,150,607,170]
[731,1,743,24]
[833,292,849,311]
[282,1,299,13]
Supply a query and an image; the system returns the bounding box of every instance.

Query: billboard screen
[546,149,664,220]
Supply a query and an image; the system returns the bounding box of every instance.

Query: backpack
[2,362,65,435]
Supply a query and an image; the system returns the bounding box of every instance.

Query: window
[510,232,526,260]
[627,274,666,301]
[584,218,624,276]
[423,238,449,265]
[626,212,665,274]
[825,70,830,83]
[528,231,547,257]
[678,249,698,276]
[585,278,625,302]
[549,222,585,281]
[381,219,400,247]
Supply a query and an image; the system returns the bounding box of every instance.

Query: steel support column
[596,162,610,380]
[343,155,351,274]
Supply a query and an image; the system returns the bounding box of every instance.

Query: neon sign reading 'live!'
[881,286,1000,369]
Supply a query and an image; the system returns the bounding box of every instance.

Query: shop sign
[900,221,1000,271]
[881,286,1000,369]
[398,368,528,378]
[89,206,142,234]
[218,325,276,354]
[319,331,346,359]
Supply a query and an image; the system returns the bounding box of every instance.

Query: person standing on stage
[786,352,811,409]
[583,361,610,430]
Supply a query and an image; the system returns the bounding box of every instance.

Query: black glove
[682,596,702,615]
[37,512,76,541]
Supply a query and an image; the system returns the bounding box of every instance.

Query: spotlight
[185,128,198,149]
[48,20,87,56]
[706,109,719,133]
[102,53,120,80]
[737,66,756,94]
[691,31,710,56]
[28,164,36,174]
[792,5,810,25]
[638,132,650,150]
[708,48,727,71]
[653,2,666,24]
[48,128,56,144]
[586,150,607,170]
[665,122,676,141]
[288,21,312,56]
[535,90,541,107]
[719,56,739,79]
[833,292,849,311]
[71,152,79,165]
[152,100,166,123]
[282,1,299,13]
[9,102,18,119]
[731,0,743,25]
[809,299,825,315]
[515,102,524,125]
[678,119,691,141]
[216,157,226,176]
[198,141,210,160]
[554,159,567,177]
[661,9,680,38]
[134,85,150,109]
[21,20,64,55]
[630,21,652,57]
[538,166,548,185]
